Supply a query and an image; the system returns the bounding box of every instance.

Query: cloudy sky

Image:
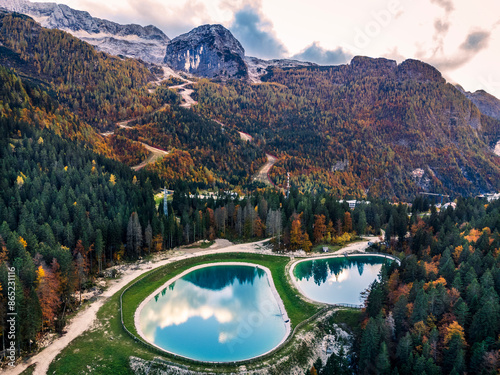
[32,0,500,97]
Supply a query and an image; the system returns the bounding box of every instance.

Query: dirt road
[147,66,172,93]
[239,131,253,142]
[131,143,169,170]
[101,122,169,170]
[253,153,278,187]
[213,119,253,142]
[333,236,381,254]
[169,81,198,108]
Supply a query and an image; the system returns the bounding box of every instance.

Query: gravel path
[253,154,278,187]
[213,119,253,142]
[131,143,169,171]
[169,81,197,108]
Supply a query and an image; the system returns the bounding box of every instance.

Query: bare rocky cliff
[165,24,247,79]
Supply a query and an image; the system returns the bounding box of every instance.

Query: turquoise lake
[138,264,288,362]
[292,256,391,306]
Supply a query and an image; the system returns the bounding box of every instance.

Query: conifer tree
[127,212,143,258]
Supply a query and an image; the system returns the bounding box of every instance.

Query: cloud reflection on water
[138,265,286,361]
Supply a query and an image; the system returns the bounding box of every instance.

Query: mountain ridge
[457,84,500,121]
[0,0,322,80]
[0,0,170,63]
[0,4,499,198]
[194,56,500,198]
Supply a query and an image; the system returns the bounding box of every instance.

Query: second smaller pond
[292,255,392,306]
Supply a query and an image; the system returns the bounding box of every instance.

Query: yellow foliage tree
[452,245,463,263]
[444,321,466,347]
[464,229,481,243]
[19,236,27,249]
[152,234,163,252]
[290,219,303,250]
[36,265,45,286]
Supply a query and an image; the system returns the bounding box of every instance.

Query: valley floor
[5,237,377,375]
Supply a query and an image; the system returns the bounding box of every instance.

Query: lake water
[292,255,391,306]
[138,264,288,362]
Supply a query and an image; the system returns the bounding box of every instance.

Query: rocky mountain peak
[165,24,247,79]
[0,0,170,63]
[348,56,446,84]
[396,59,445,83]
[457,85,500,121]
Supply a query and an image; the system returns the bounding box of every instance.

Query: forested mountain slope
[0,0,170,64]
[120,103,266,187]
[0,11,161,130]
[0,12,265,187]
[3,10,499,198]
[0,73,165,351]
[194,57,500,199]
[0,65,111,155]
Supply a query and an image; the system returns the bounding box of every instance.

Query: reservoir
[136,263,289,362]
[291,255,393,306]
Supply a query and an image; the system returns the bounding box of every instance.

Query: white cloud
[291,42,351,65]
[229,4,287,58]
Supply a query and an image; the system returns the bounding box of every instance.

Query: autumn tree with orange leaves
[35,259,62,329]
[290,218,303,250]
[313,214,326,243]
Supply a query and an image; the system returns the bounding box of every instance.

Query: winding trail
[213,119,253,142]
[103,68,282,180]
[115,119,170,171]
[169,80,198,108]
[131,143,169,171]
[254,153,279,187]
[212,119,278,187]
[4,237,378,375]
[100,69,178,169]
[147,66,172,93]
[101,120,170,170]
[105,72,274,175]
[100,74,197,171]
[239,131,253,142]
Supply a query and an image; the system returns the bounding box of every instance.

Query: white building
[339,200,370,209]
